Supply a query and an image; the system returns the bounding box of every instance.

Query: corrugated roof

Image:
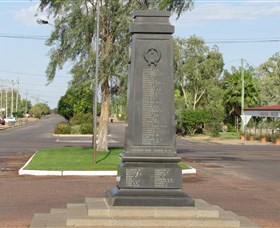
[244,105,280,111]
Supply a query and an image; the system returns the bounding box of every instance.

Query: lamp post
[93,0,100,164]
[38,11,100,163]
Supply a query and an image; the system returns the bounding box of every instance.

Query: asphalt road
[0,115,279,227]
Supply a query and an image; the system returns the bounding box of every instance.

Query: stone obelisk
[106,10,194,207]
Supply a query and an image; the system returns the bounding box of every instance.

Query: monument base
[29,198,259,227]
[107,159,194,206]
[106,186,195,206]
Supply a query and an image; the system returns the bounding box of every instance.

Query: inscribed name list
[141,68,170,146]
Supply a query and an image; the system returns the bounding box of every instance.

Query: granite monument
[106,10,194,207]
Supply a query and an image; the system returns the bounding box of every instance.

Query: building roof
[244,105,280,111]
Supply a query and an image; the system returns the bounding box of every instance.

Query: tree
[174,36,224,110]
[29,103,51,118]
[222,66,260,129]
[257,52,280,105]
[174,36,224,135]
[19,99,32,114]
[57,81,93,121]
[37,0,194,151]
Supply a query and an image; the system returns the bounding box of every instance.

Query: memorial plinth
[106,10,194,206]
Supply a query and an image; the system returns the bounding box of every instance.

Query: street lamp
[37,19,52,26]
[93,0,100,164]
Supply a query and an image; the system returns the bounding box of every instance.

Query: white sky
[0,0,279,108]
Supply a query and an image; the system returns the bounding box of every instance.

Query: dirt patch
[183,173,205,183]
[0,152,33,178]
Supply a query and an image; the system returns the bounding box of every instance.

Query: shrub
[54,122,71,134]
[209,122,220,137]
[117,113,126,121]
[180,109,211,135]
[70,112,92,125]
[227,124,236,132]
[70,125,81,134]
[80,123,93,134]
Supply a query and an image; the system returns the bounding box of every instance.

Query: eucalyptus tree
[174,36,224,135]
[37,0,194,151]
[174,36,224,110]
[257,52,280,105]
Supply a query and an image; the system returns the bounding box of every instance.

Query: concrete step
[67,198,242,227]
[86,198,219,219]
[212,204,258,228]
[29,213,49,227]
[67,216,241,227]
[46,208,67,227]
[29,198,259,228]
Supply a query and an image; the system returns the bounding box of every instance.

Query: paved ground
[0,149,279,228]
[0,119,279,227]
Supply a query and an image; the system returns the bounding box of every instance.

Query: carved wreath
[144,47,161,67]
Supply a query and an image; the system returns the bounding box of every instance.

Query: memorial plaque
[117,163,182,189]
[106,10,194,207]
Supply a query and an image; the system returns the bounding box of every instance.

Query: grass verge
[24,147,189,171]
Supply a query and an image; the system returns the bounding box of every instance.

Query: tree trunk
[97,81,110,151]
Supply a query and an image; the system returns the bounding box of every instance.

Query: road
[0,114,65,156]
[0,115,279,227]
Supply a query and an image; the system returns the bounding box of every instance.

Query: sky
[0,0,280,109]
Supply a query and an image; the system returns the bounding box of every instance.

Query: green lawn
[24,147,189,171]
[219,132,240,139]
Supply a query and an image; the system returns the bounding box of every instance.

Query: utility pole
[0,86,2,116]
[5,89,8,117]
[11,80,14,117]
[241,58,245,133]
[15,78,19,113]
[25,91,28,115]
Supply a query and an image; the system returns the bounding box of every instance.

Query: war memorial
[30,10,259,227]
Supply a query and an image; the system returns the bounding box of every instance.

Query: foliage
[178,109,211,134]
[58,85,92,120]
[57,91,74,121]
[70,112,92,125]
[19,99,32,114]
[38,0,195,151]
[223,66,260,114]
[174,36,224,135]
[55,112,93,134]
[256,52,280,105]
[222,65,260,130]
[203,85,225,137]
[70,112,93,134]
[227,124,237,132]
[174,36,224,110]
[29,103,51,118]
[12,111,24,118]
[54,122,71,134]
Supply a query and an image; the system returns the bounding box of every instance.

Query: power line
[206,39,280,44]
[0,69,69,78]
[1,33,280,44]
[0,33,48,40]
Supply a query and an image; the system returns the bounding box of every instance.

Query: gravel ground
[0,153,279,228]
